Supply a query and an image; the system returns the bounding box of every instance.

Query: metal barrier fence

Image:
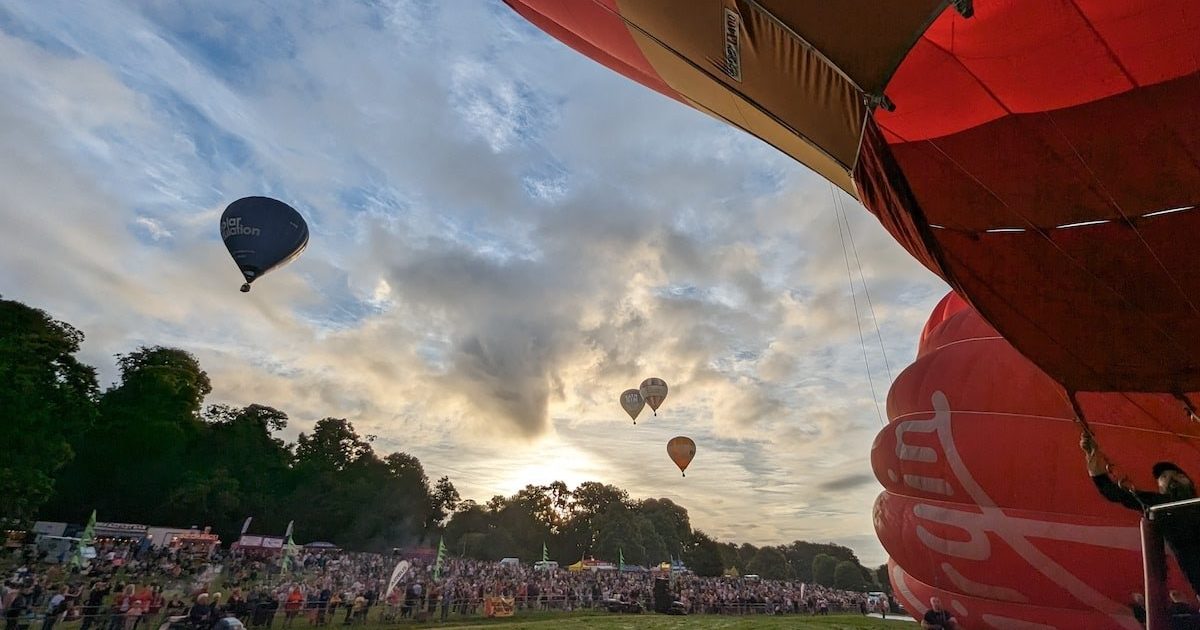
[5,598,867,630]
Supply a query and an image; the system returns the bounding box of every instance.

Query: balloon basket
[240,283,251,293]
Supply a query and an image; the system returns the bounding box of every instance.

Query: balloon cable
[831,183,886,426]
[834,186,893,383]
[1068,390,1149,512]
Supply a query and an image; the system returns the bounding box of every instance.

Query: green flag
[542,542,549,563]
[433,536,447,581]
[618,547,624,570]
[283,534,299,575]
[71,510,96,568]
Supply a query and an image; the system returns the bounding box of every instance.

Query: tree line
[0,296,886,591]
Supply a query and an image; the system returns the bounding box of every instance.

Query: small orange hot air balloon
[666,436,695,477]
[639,378,668,416]
[619,389,645,424]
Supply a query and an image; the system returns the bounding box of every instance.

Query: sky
[0,0,948,566]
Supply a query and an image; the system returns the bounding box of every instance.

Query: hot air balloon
[505,1,1200,400]
[620,389,645,424]
[220,196,309,292]
[874,292,1200,629]
[667,436,695,477]
[639,377,668,416]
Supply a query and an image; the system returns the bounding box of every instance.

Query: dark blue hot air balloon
[220,196,309,292]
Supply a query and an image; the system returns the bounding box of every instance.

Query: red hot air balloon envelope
[667,436,695,477]
[504,0,1200,398]
[873,292,1200,629]
[220,196,309,292]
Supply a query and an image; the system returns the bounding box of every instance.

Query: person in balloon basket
[1082,435,1200,596]
[921,597,960,629]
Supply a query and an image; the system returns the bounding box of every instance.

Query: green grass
[342,612,908,629]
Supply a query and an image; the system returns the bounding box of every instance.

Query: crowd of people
[1,541,883,630]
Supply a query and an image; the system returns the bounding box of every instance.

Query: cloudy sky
[0,0,947,565]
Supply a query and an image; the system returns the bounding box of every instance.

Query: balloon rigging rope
[831,183,886,426]
[835,187,894,383]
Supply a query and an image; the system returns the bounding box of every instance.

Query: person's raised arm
[1081,432,1158,511]
[1081,433,1107,476]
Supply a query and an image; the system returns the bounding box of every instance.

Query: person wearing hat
[1082,434,1200,595]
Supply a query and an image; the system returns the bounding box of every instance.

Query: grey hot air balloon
[620,389,645,425]
[220,196,309,292]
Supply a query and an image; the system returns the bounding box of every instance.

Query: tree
[834,560,868,591]
[567,482,629,553]
[738,543,759,572]
[430,476,461,528]
[514,485,556,531]
[0,298,98,521]
[746,546,790,580]
[784,541,864,582]
[189,404,293,538]
[876,564,891,594]
[717,542,741,573]
[48,346,209,523]
[296,418,374,471]
[812,553,837,586]
[639,498,691,560]
[593,504,643,565]
[684,531,725,577]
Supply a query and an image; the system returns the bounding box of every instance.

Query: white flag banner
[385,560,411,599]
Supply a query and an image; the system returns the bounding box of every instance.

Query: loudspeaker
[653,577,671,613]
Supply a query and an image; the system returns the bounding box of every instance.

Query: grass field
[347,611,911,629]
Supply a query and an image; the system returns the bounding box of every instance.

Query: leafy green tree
[49,347,209,523]
[639,498,690,560]
[683,531,725,577]
[812,553,837,586]
[717,542,742,573]
[430,476,461,527]
[593,503,643,564]
[835,560,868,591]
[185,404,293,538]
[876,564,892,594]
[747,546,790,580]
[295,417,373,472]
[738,543,759,572]
[0,298,98,521]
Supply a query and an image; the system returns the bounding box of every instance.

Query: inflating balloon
[620,389,645,424]
[639,378,668,416]
[666,436,695,477]
[505,1,1200,397]
[874,292,1200,629]
[220,196,309,292]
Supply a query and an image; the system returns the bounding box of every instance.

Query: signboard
[94,522,148,539]
[484,597,514,618]
[385,560,411,599]
[239,535,264,548]
[33,522,67,537]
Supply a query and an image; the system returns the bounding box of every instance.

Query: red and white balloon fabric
[874,292,1200,629]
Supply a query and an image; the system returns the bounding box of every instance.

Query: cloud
[0,0,949,566]
[134,216,174,241]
